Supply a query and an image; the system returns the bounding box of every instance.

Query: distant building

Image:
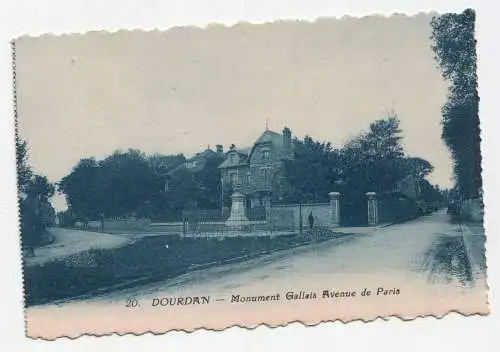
[218,127,294,211]
[165,148,224,192]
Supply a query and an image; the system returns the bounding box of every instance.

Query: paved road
[26,210,489,339]
[90,209,485,304]
[24,228,132,267]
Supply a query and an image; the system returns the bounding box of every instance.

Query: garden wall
[271,203,331,228]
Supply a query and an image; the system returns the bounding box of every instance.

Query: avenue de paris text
[149,287,401,307]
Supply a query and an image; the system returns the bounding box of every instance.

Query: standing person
[100,212,105,232]
[308,211,314,229]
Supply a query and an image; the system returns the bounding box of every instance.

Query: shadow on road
[421,232,474,288]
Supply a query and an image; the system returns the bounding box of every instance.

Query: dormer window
[186,160,197,168]
[230,153,238,163]
[262,150,270,160]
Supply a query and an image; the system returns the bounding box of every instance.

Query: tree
[98,149,158,217]
[59,150,161,219]
[193,153,225,209]
[26,175,55,201]
[282,135,341,203]
[148,153,185,177]
[144,153,186,219]
[402,157,434,180]
[16,138,33,193]
[57,209,76,227]
[16,139,56,248]
[165,167,200,211]
[59,149,225,221]
[339,115,406,198]
[431,9,481,199]
[281,116,436,206]
[58,157,103,220]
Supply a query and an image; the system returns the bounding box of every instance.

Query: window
[230,153,237,163]
[245,173,251,185]
[229,172,238,185]
[262,150,270,160]
[186,160,197,169]
[273,171,280,186]
[261,167,271,187]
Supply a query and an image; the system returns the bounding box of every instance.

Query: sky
[14,13,452,211]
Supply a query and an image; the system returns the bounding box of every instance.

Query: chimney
[283,127,291,151]
[216,144,224,154]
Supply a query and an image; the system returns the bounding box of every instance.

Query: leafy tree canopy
[283,115,439,205]
[16,138,56,248]
[431,9,481,199]
[59,148,225,221]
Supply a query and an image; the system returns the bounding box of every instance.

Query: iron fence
[182,207,295,237]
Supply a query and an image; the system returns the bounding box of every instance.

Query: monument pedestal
[225,191,250,230]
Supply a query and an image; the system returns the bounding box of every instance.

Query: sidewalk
[458,222,487,279]
[335,225,384,235]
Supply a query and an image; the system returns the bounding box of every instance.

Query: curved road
[26,210,489,339]
[89,210,486,304]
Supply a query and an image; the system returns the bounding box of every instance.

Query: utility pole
[299,203,303,235]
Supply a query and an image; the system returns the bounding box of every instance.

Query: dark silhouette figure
[100,212,105,232]
[308,212,314,229]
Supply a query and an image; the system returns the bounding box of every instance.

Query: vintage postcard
[14,10,488,339]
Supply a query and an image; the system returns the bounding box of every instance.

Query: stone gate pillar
[366,192,378,226]
[328,192,341,227]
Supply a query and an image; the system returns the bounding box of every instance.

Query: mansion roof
[218,129,291,169]
[167,148,219,176]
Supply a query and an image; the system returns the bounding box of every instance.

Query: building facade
[218,127,294,213]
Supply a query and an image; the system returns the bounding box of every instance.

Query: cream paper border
[15,14,489,339]
[1,0,497,349]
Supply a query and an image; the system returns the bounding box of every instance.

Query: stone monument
[225,190,250,230]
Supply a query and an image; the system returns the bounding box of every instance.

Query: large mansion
[162,126,295,212]
[218,127,294,211]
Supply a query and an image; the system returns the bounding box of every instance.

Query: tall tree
[58,157,103,220]
[397,157,434,183]
[25,175,55,201]
[98,149,157,217]
[165,167,201,212]
[283,136,341,203]
[340,115,406,198]
[431,9,481,199]
[16,138,32,193]
[16,139,56,248]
